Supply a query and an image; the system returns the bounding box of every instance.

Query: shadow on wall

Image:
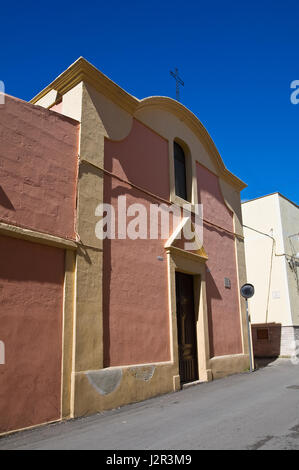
[251,323,282,360]
[0,235,65,284]
[203,222,243,358]
[102,178,167,368]
[0,186,15,211]
[206,268,222,358]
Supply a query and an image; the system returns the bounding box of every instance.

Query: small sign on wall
[224,278,231,289]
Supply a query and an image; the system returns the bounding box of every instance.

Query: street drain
[286,385,299,390]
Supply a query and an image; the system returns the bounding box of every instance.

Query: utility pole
[170,68,184,102]
[240,283,255,373]
[245,298,254,373]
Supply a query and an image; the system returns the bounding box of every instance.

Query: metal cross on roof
[170,68,184,102]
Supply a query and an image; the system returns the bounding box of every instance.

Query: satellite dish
[240,283,255,299]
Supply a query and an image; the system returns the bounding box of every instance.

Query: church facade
[31,58,250,418]
[0,58,250,434]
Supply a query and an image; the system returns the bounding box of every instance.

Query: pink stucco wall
[49,101,63,114]
[196,163,242,357]
[104,120,170,366]
[0,235,65,434]
[105,119,170,201]
[103,118,242,365]
[0,95,79,240]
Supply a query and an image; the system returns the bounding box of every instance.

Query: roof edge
[242,192,298,209]
[30,57,139,113]
[30,57,247,191]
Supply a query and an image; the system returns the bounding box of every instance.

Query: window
[174,142,188,201]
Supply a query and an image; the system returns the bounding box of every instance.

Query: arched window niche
[173,139,192,203]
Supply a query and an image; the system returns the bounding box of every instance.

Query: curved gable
[135,97,246,191]
[30,57,245,191]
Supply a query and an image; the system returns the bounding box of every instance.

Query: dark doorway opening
[175,272,199,384]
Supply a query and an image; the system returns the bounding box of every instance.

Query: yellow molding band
[166,245,208,262]
[0,221,77,250]
[80,158,244,241]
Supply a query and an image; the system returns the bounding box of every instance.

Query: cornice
[30,57,138,114]
[136,97,247,191]
[30,57,247,191]
[165,246,208,262]
[0,221,77,250]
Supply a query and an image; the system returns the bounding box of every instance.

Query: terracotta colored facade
[103,120,243,367]
[103,177,171,367]
[196,164,243,357]
[103,119,171,366]
[0,58,251,435]
[0,95,78,238]
[0,95,79,434]
[0,236,64,433]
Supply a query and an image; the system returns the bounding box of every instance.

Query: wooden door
[175,272,198,384]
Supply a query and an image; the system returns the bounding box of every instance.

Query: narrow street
[1,359,299,450]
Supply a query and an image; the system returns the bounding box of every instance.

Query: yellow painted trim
[164,217,209,260]
[0,221,77,250]
[209,354,250,380]
[233,218,247,355]
[0,418,61,438]
[30,57,137,114]
[61,250,76,419]
[138,97,247,191]
[166,252,175,364]
[75,361,174,375]
[167,248,211,383]
[80,157,243,240]
[30,57,246,191]
[70,254,78,419]
[166,245,208,262]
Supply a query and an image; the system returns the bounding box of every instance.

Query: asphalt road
[1,359,299,450]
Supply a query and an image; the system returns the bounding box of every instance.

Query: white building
[242,193,299,357]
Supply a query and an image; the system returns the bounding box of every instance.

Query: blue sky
[1,1,299,203]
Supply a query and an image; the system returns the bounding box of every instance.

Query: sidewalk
[0,359,298,450]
